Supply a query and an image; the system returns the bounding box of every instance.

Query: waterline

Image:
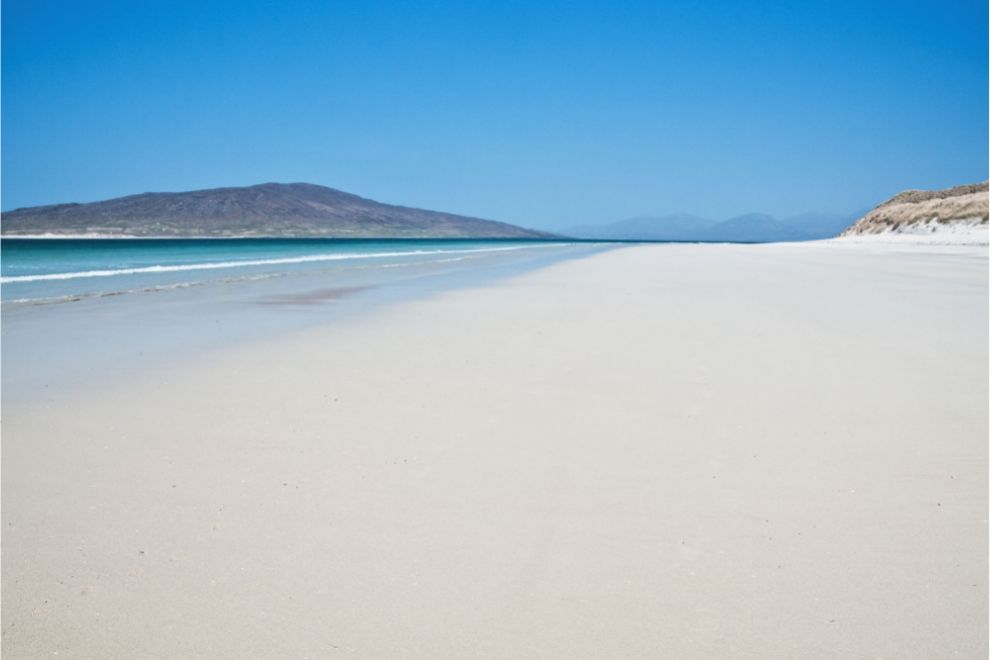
[0,243,563,283]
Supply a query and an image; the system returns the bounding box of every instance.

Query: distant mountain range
[0,183,550,238]
[6,180,981,243]
[565,211,861,242]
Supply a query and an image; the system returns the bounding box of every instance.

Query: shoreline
[3,241,987,658]
[1,241,615,405]
[1,234,573,240]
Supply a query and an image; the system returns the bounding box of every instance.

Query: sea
[0,238,599,304]
[1,238,612,402]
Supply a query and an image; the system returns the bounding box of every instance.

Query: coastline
[3,241,987,658]
[1,240,610,405]
[1,234,569,240]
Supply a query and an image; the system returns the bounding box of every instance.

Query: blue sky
[2,0,987,229]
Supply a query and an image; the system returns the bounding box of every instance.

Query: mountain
[779,212,862,240]
[565,214,716,240]
[706,213,803,242]
[840,181,988,240]
[567,210,858,242]
[0,183,549,238]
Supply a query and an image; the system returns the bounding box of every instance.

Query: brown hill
[841,181,988,236]
[0,183,549,238]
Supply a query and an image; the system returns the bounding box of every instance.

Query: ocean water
[1,238,610,402]
[0,238,582,304]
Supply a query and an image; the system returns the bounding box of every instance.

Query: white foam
[0,244,564,284]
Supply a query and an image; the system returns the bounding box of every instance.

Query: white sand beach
[836,219,989,245]
[2,242,987,659]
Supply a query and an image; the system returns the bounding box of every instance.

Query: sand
[835,219,988,245]
[2,242,987,659]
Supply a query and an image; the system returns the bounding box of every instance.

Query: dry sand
[3,242,988,659]
[835,220,988,245]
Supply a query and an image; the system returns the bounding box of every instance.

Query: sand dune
[842,181,988,243]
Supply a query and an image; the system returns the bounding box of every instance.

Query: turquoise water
[1,238,575,304]
[2,238,611,402]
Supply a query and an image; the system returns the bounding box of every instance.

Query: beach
[2,241,987,658]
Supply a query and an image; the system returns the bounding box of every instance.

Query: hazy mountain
[565,214,716,240]
[567,210,859,242]
[705,213,800,242]
[779,212,861,240]
[841,181,988,236]
[0,182,550,238]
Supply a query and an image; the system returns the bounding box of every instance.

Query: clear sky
[2,0,987,230]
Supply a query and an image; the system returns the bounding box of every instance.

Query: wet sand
[2,242,987,658]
